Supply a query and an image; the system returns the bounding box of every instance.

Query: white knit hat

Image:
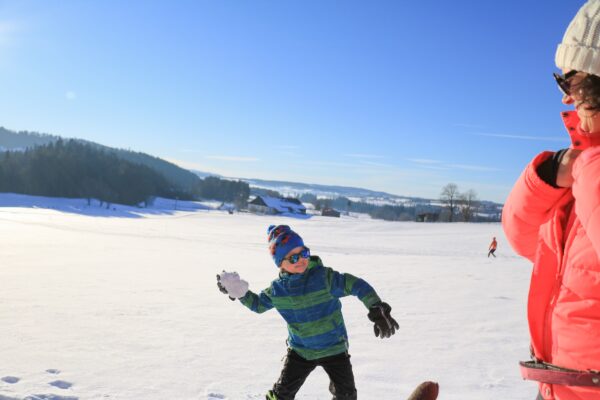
[556,0,600,77]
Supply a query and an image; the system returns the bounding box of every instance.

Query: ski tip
[406,381,439,400]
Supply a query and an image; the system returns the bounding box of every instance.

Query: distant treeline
[0,126,59,149]
[0,140,250,207]
[296,193,500,222]
[84,140,202,193]
[196,176,249,209]
[0,140,185,206]
[299,193,425,221]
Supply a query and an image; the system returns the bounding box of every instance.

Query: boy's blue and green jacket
[239,255,381,360]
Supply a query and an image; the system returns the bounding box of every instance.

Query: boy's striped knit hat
[267,225,304,267]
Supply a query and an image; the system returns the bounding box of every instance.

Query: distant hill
[191,172,503,221]
[190,169,222,179]
[192,172,419,203]
[1,125,502,217]
[0,127,59,150]
[79,139,201,192]
[0,127,200,192]
[224,176,431,205]
[189,172,417,203]
[0,139,181,205]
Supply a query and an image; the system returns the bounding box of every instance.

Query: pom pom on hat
[267,225,305,267]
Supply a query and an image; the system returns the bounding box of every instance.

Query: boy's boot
[329,381,357,400]
[266,390,277,400]
[331,394,357,400]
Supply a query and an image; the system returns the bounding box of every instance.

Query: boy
[217,224,399,400]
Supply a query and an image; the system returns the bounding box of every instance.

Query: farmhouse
[248,196,307,215]
[416,212,439,222]
[321,207,341,218]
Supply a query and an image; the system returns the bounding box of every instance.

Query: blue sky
[0,1,584,202]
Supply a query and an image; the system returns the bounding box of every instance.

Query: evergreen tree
[0,140,176,205]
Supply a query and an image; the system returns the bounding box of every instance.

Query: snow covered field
[0,195,536,400]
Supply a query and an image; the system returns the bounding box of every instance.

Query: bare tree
[440,183,459,222]
[459,189,479,222]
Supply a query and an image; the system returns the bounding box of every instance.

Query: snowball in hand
[218,271,249,298]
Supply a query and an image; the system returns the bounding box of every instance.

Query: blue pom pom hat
[267,225,305,267]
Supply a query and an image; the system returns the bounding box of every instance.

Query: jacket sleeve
[502,151,569,262]
[239,287,274,314]
[572,146,600,258]
[326,267,381,308]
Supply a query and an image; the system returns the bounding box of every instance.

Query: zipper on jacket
[542,200,576,362]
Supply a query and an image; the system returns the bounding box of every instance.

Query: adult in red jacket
[503,1,600,399]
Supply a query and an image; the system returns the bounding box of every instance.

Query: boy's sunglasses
[553,70,578,96]
[282,247,310,264]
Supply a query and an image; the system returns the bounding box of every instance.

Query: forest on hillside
[0,140,250,207]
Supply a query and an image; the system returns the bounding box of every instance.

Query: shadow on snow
[0,193,212,219]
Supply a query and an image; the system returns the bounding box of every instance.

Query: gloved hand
[367,302,399,338]
[216,271,249,301]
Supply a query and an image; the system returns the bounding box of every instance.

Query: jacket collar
[561,111,600,149]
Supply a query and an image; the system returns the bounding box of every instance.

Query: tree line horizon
[0,140,499,222]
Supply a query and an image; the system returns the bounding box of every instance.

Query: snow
[0,193,215,217]
[218,272,249,299]
[0,194,536,400]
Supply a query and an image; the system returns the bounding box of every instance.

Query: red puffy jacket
[503,111,600,400]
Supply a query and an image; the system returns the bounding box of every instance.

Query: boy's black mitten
[216,274,236,301]
[368,302,399,338]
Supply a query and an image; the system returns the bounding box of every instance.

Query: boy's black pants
[271,349,357,400]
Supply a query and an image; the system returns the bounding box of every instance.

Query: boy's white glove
[216,271,249,300]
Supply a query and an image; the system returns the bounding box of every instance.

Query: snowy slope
[0,195,535,400]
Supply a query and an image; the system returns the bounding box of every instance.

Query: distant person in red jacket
[488,237,497,258]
